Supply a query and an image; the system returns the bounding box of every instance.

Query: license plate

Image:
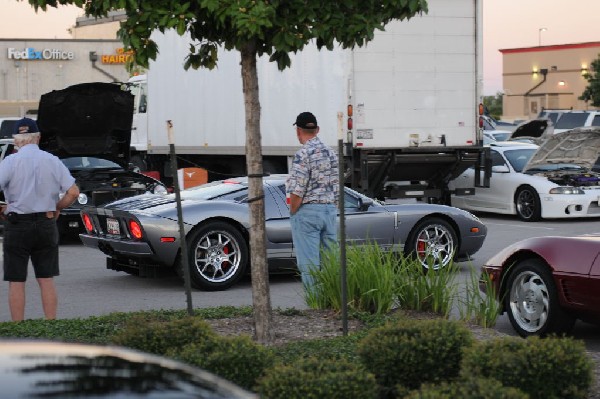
[106,218,120,235]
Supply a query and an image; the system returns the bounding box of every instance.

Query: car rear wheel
[405,217,457,270]
[515,186,541,222]
[186,222,248,291]
[505,259,575,337]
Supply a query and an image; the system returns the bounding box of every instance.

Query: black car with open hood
[36,82,167,235]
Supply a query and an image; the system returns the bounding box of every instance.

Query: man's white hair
[13,132,41,147]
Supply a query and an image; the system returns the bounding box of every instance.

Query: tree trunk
[240,41,274,344]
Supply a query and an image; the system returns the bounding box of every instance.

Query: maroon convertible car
[480,235,600,337]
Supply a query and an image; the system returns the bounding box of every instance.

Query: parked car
[450,127,600,221]
[537,108,568,126]
[480,234,600,337]
[35,82,168,235]
[0,340,255,398]
[553,110,600,133]
[79,175,487,291]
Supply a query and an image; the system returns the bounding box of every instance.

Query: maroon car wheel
[505,259,575,337]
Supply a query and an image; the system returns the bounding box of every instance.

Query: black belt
[7,212,53,221]
[304,201,335,205]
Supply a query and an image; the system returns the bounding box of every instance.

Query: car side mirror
[492,165,510,173]
[358,197,373,211]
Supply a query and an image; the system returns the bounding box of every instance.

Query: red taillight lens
[82,213,93,232]
[347,117,353,131]
[128,220,143,240]
[479,116,484,128]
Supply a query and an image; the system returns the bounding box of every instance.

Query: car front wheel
[186,222,248,291]
[505,259,575,337]
[405,217,457,270]
[515,186,541,222]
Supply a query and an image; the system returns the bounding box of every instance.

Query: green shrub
[357,318,474,395]
[272,333,364,364]
[110,316,218,355]
[461,336,594,399]
[257,357,378,399]
[176,335,274,391]
[406,376,528,399]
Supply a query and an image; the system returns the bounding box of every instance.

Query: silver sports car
[79,175,487,291]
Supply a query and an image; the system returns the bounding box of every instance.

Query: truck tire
[405,217,457,270]
[185,222,248,291]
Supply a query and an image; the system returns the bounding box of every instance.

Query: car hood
[37,82,133,168]
[523,127,600,172]
[508,118,552,142]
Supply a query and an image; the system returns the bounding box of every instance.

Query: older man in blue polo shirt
[0,118,79,321]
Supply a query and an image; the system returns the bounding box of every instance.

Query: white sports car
[450,127,600,221]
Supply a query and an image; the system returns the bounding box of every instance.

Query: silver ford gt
[79,175,487,291]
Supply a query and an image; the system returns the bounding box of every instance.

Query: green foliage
[272,332,367,365]
[176,335,274,391]
[357,318,474,395]
[483,93,504,120]
[27,0,428,71]
[395,255,459,317]
[406,376,528,399]
[458,264,501,328]
[257,357,378,399]
[461,336,594,399]
[110,316,218,355]
[579,56,600,106]
[306,244,397,314]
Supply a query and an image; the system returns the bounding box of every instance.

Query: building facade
[501,41,600,122]
[0,38,130,117]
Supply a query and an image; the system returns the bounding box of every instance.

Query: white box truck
[128,0,490,203]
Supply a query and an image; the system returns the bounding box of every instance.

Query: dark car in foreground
[0,340,255,398]
[79,175,487,291]
[36,83,167,235]
[480,235,600,337]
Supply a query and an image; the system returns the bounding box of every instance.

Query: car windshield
[490,132,511,141]
[180,181,248,201]
[62,157,121,169]
[554,113,589,129]
[503,148,536,172]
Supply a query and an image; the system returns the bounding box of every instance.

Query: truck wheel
[185,222,248,291]
[405,217,457,270]
[505,258,575,337]
[515,186,541,222]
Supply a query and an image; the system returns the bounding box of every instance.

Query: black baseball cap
[13,117,39,135]
[293,112,318,129]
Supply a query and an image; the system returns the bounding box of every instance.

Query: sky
[1,0,600,95]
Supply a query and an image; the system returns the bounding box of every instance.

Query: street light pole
[538,28,547,46]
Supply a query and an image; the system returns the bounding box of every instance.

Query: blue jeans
[290,204,337,291]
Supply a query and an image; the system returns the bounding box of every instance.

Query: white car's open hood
[523,127,600,172]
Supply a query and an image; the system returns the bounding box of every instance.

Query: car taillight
[128,219,143,240]
[82,213,93,233]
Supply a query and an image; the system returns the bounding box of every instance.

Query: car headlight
[153,184,168,195]
[78,193,88,204]
[549,187,584,195]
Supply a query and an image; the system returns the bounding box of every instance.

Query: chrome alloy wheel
[414,223,455,270]
[194,229,242,283]
[508,270,549,333]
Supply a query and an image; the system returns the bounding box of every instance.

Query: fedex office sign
[7,47,74,61]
